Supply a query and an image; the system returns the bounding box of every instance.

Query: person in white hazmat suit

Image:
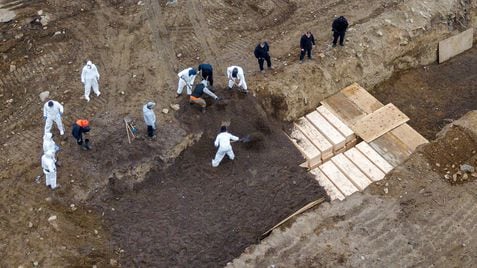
[227,66,248,93]
[43,100,65,135]
[43,132,60,162]
[176,67,197,97]
[143,101,157,138]
[41,150,57,189]
[81,60,100,102]
[212,126,240,167]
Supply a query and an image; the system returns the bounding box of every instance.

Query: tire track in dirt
[0,0,27,10]
[1,42,69,163]
[0,42,67,92]
[186,0,219,68]
[144,0,177,85]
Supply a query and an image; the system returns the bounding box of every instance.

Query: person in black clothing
[300,31,316,62]
[72,119,91,150]
[189,81,220,113]
[254,41,273,72]
[198,63,214,86]
[332,16,348,47]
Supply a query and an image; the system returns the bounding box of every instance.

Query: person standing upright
[43,99,64,136]
[43,132,60,162]
[41,150,57,189]
[254,41,273,73]
[332,16,348,47]
[198,63,214,87]
[143,101,157,138]
[81,60,100,102]
[300,31,316,62]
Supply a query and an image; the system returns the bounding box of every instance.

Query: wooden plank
[341,83,384,113]
[261,197,326,239]
[317,105,355,142]
[310,168,345,201]
[321,92,366,126]
[346,138,358,150]
[306,111,346,151]
[344,148,385,182]
[320,161,359,196]
[287,127,321,168]
[390,123,428,151]
[335,147,347,154]
[294,117,333,158]
[356,141,394,173]
[331,153,372,191]
[369,132,412,167]
[352,103,410,142]
[439,28,474,63]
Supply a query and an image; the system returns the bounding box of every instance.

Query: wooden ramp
[288,82,429,201]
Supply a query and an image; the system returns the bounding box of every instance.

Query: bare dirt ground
[371,46,477,140]
[1,0,477,266]
[230,113,477,268]
[94,93,325,267]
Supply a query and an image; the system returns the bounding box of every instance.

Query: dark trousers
[300,48,312,60]
[147,125,155,137]
[201,71,213,86]
[258,55,272,71]
[333,31,346,45]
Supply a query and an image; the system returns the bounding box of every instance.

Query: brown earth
[229,112,477,268]
[371,46,477,140]
[94,93,326,267]
[1,0,477,267]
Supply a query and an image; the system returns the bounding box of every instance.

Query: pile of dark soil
[96,89,326,267]
[421,126,477,185]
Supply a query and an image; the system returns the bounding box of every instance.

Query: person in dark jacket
[72,119,91,150]
[300,31,316,62]
[189,80,220,113]
[332,16,348,47]
[198,63,214,86]
[254,41,273,72]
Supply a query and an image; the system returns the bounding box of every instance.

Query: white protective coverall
[212,132,240,167]
[143,103,156,129]
[41,151,57,189]
[227,66,247,92]
[81,61,100,101]
[43,133,59,161]
[43,100,64,135]
[177,67,197,95]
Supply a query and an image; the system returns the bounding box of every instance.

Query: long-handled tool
[124,117,137,144]
[260,198,326,240]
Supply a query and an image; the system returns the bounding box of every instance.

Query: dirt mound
[421,126,477,184]
[94,90,326,267]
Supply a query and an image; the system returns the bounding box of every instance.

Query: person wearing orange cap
[72,119,91,150]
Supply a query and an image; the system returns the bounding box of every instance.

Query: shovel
[239,135,252,143]
[238,132,263,143]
